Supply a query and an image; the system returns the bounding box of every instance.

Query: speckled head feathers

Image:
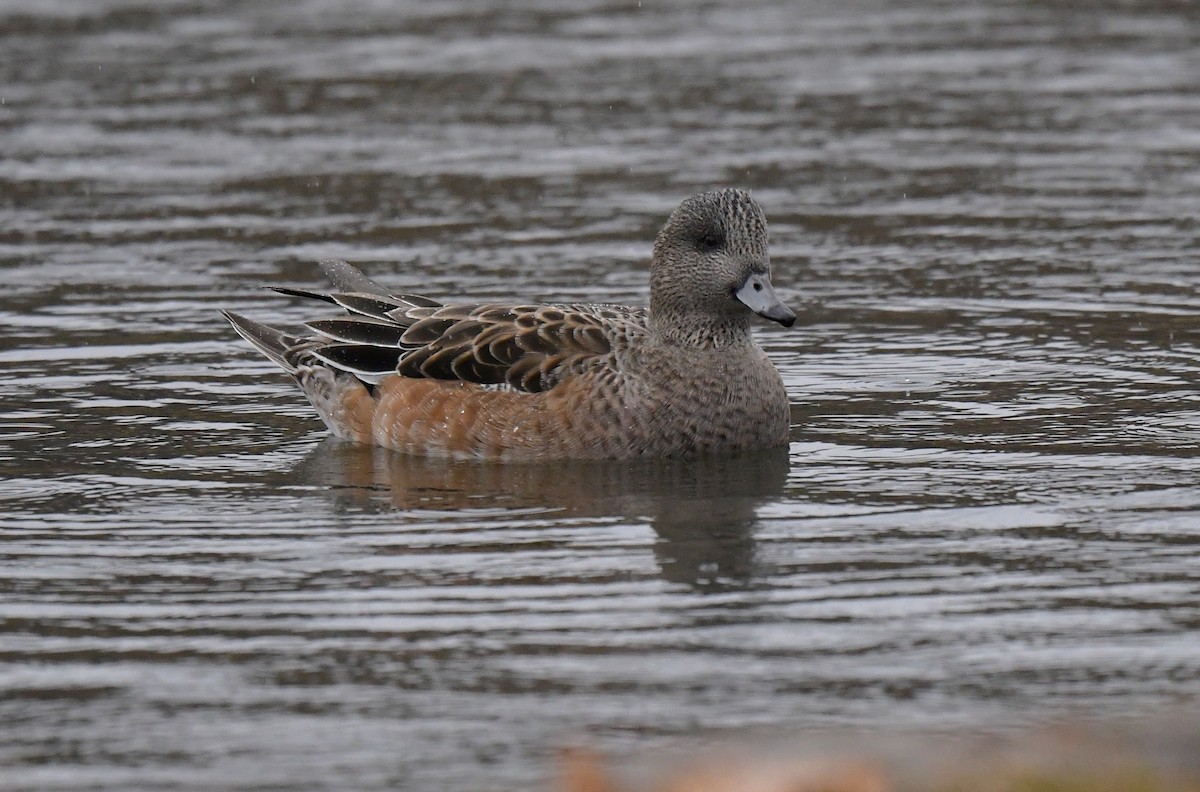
[649,189,791,343]
[654,188,768,265]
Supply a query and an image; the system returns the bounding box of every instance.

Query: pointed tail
[220,310,307,372]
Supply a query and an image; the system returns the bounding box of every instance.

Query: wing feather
[306,317,408,347]
[391,303,646,392]
[246,260,649,393]
[311,343,406,383]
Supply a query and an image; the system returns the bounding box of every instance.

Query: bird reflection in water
[287,438,791,592]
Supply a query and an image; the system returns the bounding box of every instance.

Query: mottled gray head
[650,189,795,344]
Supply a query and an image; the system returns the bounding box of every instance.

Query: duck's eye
[697,230,725,252]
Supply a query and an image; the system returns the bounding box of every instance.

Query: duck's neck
[649,306,754,350]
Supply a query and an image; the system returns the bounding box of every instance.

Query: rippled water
[2,1,1199,790]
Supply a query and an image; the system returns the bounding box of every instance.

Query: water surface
[2,1,1199,790]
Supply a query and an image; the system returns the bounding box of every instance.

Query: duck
[222,188,795,460]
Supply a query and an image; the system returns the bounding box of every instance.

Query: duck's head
[650,189,795,344]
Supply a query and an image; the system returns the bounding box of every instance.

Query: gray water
[2,1,1199,790]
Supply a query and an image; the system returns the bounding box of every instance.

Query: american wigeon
[223,188,795,460]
